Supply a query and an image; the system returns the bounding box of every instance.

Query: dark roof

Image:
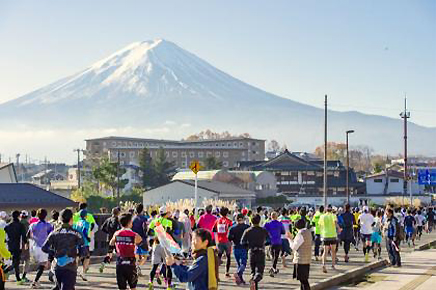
[249,150,321,171]
[0,183,77,208]
[312,160,344,168]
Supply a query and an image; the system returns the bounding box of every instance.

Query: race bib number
[217,224,226,233]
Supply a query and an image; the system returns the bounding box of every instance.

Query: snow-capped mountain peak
[1,39,435,156]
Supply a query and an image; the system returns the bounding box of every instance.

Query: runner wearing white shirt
[359,206,374,263]
[415,210,426,240]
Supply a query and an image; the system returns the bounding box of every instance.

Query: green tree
[138,147,157,188]
[373,163,383,173]
[205,156,223,170]
[153,147,173,186]
[92,156,128,197]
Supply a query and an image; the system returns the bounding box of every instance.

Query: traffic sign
[418,169,436,185]
[189,160,201,174]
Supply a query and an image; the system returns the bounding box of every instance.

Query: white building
[143,180,256,207]
[172,169,277,198]
[366,170,424,195]
[0,163,18,183]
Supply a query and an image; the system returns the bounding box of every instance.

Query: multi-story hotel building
[84,136,266,169]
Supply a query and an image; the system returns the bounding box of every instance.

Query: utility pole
[346,130,355,205]
[117,150,121,205]
[400,96,410,206]
[16,153,20,182]
[323,95,328,208]
[73,149,84,189]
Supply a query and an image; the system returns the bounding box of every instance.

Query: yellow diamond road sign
[189,161,201,174]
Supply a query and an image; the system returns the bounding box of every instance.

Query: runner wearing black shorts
[110,213,142,290]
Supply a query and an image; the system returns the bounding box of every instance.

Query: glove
[4,259,12,267]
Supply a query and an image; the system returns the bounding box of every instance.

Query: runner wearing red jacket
[213,207,233,277]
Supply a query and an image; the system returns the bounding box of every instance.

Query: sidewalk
[6,231,436,290]
[330,248,436,290]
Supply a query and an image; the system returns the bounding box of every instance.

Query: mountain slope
[0,39,435,155]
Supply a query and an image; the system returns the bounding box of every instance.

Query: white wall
[0,165,17,183]
[366,176,425,195]
[143,181,217,206]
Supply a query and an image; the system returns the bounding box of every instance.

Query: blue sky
[1,0,435,127]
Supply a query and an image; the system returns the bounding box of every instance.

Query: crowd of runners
[0,202,435,290]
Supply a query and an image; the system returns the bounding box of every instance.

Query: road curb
[415,239,436,251]
[310,259,388,290]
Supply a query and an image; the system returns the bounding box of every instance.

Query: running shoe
[148,282,154,290]
[99,262,105,273]
[322,266,327,273]
[233,273,242,285]
[79,271,88,281]
[137,266,143,277]
[364,253,369,263]
[48,270,55,282]
[31,281,41,289]
[21,277,30,283]
[269,268,275,277]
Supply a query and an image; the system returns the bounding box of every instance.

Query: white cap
[363,206,369,212]
[159,206,167,214]
[0,211,7,219]
[21,210,29,217]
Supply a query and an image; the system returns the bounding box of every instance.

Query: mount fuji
[1,38,435,156]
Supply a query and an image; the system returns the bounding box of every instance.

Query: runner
[264,211,285,277]
[319,205,337,273]
[404,209,416,247]
[148,206,175,290]
[415,210,426,240]
[41,209,85,290]
[241,214,269,290]
[28,209,54,289]
[339,204,354,263]
[148,238,167,290]
[73,203,96,228]
[29,210,39,225]
[427,207,434,233]
[49,210,62,230]
[167,228,218,290]
[4,210,27,285]
[289,218,312,290]
[352,207,361,251]
[0,216,12,290]
[359,206,374,263]
[100,207,121,273]
[228,213,250,285]
[312,206,324,261]
[73,209,91,281]
[197,205,217,241]
[131,203,148,276]
[110,213,142,290]
[371,209,383,260]
[180,209,192,258]
[212,207,233,277]
[278,208,292,268]
[19,211,31,283]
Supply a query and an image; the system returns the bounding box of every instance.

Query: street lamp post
[346,130,355,205]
